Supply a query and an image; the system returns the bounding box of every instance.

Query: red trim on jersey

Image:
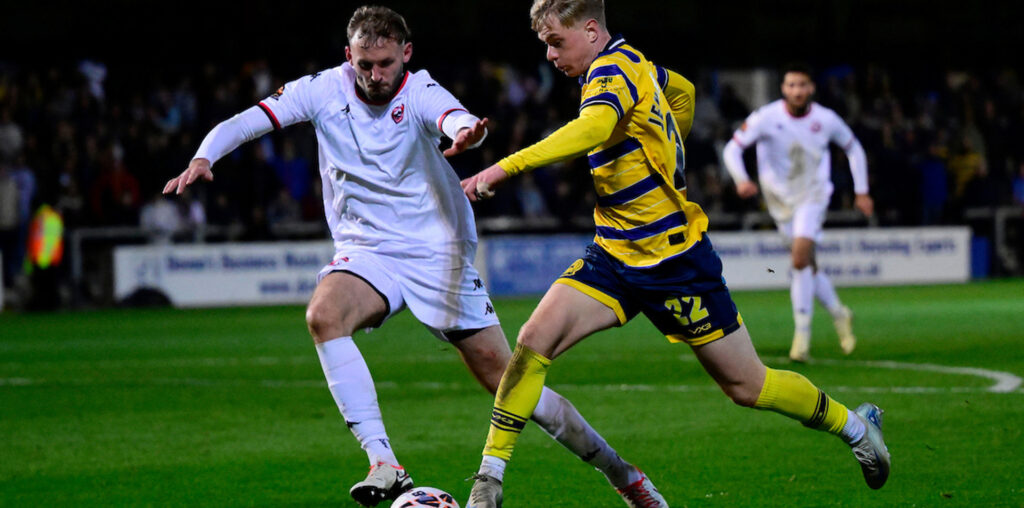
[731,134,747,149]
[843,139,856,151]
[355,71,410,106]
[257,102,281,130]
[437,108,467,132]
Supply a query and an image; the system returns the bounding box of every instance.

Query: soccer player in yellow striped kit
[460,1,890,506]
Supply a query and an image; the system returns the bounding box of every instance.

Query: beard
[359,69,404,102]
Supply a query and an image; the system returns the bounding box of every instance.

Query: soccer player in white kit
[164,6,646,507]
[722,64,874,362]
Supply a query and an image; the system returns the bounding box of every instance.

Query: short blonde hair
[529,0,606,32]
[347,5,412,47]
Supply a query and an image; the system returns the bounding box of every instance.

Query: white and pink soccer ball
[390,487,460,508]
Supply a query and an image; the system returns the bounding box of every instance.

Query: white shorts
[316,249,499,341]
[775,198,828,243]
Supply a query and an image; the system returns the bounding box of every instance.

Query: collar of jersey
[783,102,814,119]
[579,34,627,86]
[355,71,410,106]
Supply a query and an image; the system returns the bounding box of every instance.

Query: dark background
[5,0,1022,72]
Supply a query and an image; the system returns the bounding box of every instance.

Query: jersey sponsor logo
[811,121,822,133]
[270,86,285,100]
[473,278,483,290]
[391,103,405,123]
[596,76,614,89]
[309,71,322,81]
[485,302,495,315]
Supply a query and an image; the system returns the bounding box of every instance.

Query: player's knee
[515,320,555,358]
[791,253,812,270]
[305,303,345,342]
[721,382,760,408]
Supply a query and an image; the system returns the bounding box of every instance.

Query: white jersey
[257,64,477,264]
[724,100,867,212]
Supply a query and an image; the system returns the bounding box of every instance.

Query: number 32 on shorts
[664,296,709,325]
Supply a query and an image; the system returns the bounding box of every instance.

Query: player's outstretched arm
[461,164,508,202]
[461,105,618,202]
[162,106,275,195]
[164,158,213,195]
[443,117,490,157]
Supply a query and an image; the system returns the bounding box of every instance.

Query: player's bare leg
[306,272,412,506]
[466,285,666,507]
[789,238,816,362]
[692,325,889,488]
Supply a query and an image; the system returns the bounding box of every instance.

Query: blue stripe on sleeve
[595,211,689,241]
[579,92,624,119]
[587,137,642,168]
[656,65,668,89]
[587,65,639,105]
[596,175,663,207]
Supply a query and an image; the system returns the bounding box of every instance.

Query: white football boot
[465,473,502,508]
[832,305,857,355]
[851,403,891,489]
[789,330,811,362]
[350,462,413,507]
[617,470,668,508]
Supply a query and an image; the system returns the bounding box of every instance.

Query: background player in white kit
[722,64,874,362]
[164,6,649,507]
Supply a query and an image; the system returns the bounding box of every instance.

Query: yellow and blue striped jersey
[579,36,707,267]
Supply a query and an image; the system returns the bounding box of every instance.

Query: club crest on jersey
[391,104,405,124]
[561,259,585,277]
[270,86,285,100]
[810,121,822,133]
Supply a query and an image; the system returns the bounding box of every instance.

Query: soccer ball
[390,487,460,508]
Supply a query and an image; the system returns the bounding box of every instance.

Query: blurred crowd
[2,58,1024,289]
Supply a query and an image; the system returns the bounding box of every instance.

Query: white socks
[531,387,639,488]
[479,455,507,481]
[791,266,815,334]
[841,409,867,445]
[813,270,843,315]
[315,336,399,467]
[478,387,639,488]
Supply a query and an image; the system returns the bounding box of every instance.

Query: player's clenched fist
[163,158,214,195]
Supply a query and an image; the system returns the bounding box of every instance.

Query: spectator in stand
[89,143,141,225]
[139,192,183,243]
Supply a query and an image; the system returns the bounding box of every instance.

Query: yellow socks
[755,367,848,435]
[483,344,551,461]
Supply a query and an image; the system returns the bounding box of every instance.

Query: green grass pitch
[2,280,1023,506]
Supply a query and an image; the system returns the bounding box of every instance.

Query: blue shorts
[555,234,742,346]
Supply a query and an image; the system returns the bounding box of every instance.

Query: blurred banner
[114,241,334,307]
[479,227,972,296]
[712,227,971,289]
[113,227,970,306]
